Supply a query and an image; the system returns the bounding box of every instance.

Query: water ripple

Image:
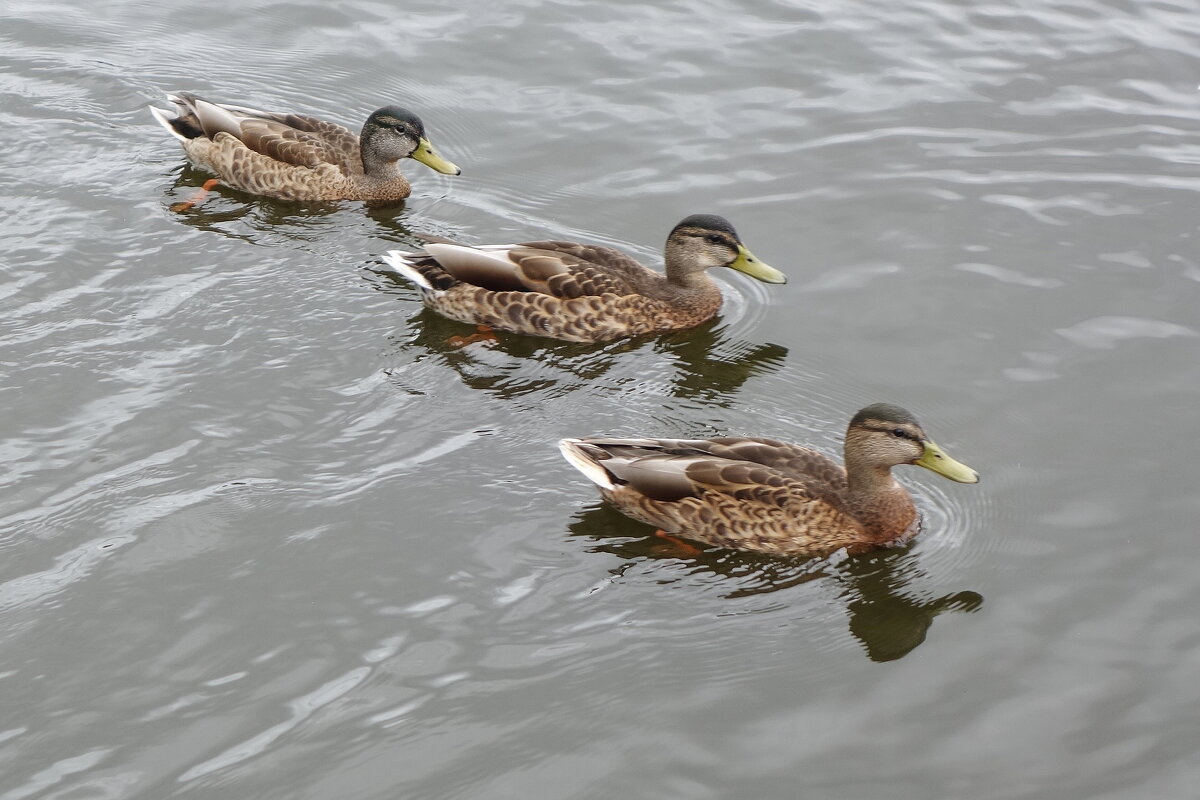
[2,0,1199,796]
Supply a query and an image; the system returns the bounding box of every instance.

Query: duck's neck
[662,243,723,300]
[844,455,918,543]
[359,138,396,179]
[647,267,721,316]
[666,266,718,291]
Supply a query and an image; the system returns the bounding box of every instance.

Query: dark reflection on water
[388,306,635,398]
[654,322,789,405]
[569,504,983,662]
[363,203,427,241]
[837,549,984,662]
[377,289,790,403]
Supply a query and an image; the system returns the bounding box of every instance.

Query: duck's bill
[916,441,979,484]
[412,139,461,175]
[730,245,787,284]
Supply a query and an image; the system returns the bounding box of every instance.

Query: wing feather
[567,437,840,509]
[421,243,640,297]
[180,96,358,171]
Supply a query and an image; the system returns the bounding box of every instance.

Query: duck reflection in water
[568,504,982,662]
[384,303,788,404]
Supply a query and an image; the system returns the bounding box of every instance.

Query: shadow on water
[655,321,789,406]
[376,289,789,403]
[568,503,983,662]
[392,308,641,399]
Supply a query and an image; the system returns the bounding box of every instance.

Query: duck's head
[362,106,461,175]
[845,403,979,483]
[664,214,787,284]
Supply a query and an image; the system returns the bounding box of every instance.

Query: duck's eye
[891,428,907,439]
[705,234,724,245]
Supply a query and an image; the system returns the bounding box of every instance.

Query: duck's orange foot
[650,529,703,557]
[170,178,220,212]
[446,325,499,348]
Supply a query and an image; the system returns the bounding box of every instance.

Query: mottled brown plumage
[559,403,979,556]
[382,214,787,343]
[149,93,460,202]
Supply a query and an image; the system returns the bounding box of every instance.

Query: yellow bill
[916,441,979,483]
[411,138,461,175]
[729,244,787,284]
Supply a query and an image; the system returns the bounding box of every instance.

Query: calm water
[2,0,1199,797]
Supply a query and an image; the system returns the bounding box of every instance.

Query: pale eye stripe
[861,424,920,440]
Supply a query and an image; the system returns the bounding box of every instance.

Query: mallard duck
[149,93,460,201]
[381,214,786,343]
[559,403,979,556]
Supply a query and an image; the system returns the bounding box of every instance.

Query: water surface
[2,0,1199,797]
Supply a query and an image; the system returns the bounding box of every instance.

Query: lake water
[2,0,1199,797]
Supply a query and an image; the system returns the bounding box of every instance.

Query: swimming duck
[382,214,786,343]
[149,93,460,201]
[559,403,979,556]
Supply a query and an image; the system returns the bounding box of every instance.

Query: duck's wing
[169,93,358,172]
[560,437,846,506]
[415,242,646,297]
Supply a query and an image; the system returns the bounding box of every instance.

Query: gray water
[2,0,1199,797]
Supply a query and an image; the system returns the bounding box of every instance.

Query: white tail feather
[148,105,189,143]
[559,439,618,490]
[382,250,435,291]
